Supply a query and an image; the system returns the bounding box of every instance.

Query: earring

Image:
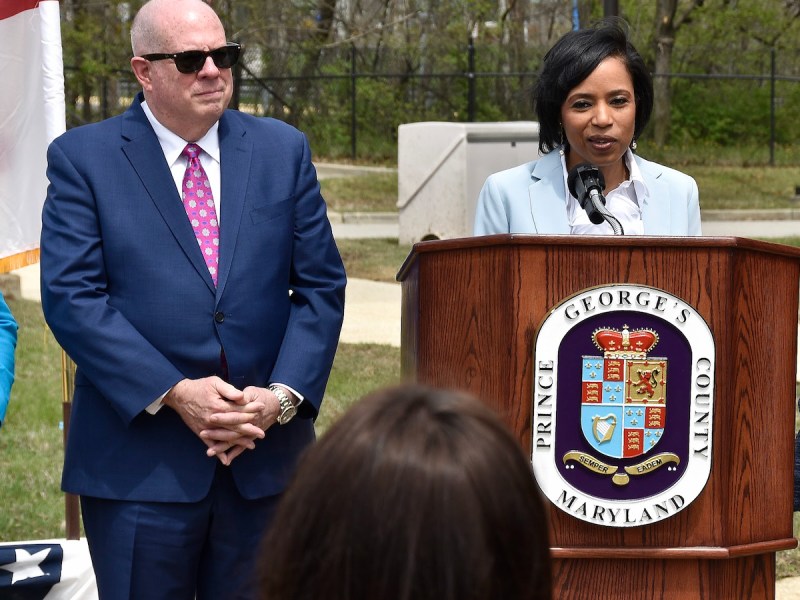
[559,125,566,155]
[630,138,638,151]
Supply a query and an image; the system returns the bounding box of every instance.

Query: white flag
[0,0,65,273]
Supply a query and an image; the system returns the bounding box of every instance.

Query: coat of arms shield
[581,325,667,459]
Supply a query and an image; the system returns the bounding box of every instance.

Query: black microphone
[566,163,624,235]
[567,163,606,225]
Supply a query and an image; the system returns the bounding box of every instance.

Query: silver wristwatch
[270,385,297,425]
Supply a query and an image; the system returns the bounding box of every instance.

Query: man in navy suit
[40,0,346,598]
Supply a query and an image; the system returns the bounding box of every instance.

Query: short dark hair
[259,384,552,600]
[534,20,654,154]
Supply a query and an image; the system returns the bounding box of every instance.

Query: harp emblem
[580,325,667,459]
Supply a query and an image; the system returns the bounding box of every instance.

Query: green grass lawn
[319,147,800,213]
[761,237,800,247]
[336,237,412,283]
[639,140,800,210]
[0,298,64,541]
[687,165,800,210]
[320,172,398,213]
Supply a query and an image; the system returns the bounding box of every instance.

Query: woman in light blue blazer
[474,21,701,237]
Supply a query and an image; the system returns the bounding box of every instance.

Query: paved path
[780,577,800,600]
[340,277,401,347]
[702,219,800,237]
[329,212,800,240]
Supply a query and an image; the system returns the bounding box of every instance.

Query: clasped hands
[163,376,283,466]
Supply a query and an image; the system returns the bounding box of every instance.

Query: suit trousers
[81,462,280,600]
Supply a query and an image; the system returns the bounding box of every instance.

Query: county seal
[532,284,715,527]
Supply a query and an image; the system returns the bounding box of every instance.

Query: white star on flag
[0,547,50,584]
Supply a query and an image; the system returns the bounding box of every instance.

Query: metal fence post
[351,44,357,160]
[770,47,776,167]
[467,35,476,122]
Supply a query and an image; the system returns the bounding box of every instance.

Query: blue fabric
[473,150,702,236]
[81,465,280,600]
[0,293,17,427]
[40,93,346,503]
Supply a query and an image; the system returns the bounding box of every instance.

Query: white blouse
[561,149,648,235]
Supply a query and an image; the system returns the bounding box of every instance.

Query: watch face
[279,403,297,424]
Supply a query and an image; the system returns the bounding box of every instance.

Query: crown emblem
[592,325,658,359]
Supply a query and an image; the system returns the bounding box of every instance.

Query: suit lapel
[525,153,675,235]
[637,157,672,235]
[529,152,571,234]
[121,97,216,292]
[216,113,252,298]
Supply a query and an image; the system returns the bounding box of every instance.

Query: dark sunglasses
[140,42,241,74]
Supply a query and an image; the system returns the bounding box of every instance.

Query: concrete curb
[328,210,800,226]
[327,211,398,224]
[316,163,397,178]
[703,208,800,221]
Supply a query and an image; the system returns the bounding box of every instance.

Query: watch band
[270,385,297,425]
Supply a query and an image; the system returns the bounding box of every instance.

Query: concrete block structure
[398,121,539,244]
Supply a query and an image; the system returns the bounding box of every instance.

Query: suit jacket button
[214,311,225,323]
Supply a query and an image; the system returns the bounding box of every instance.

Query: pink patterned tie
[181,143,219,286]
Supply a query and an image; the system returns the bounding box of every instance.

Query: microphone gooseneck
[566,163,624,235]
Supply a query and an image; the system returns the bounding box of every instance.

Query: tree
[651,0,704,146]
[60,0,138,127]
[626,0,800,147]
[55,0,800,159]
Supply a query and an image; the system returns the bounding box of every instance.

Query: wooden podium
[397,234,800,600]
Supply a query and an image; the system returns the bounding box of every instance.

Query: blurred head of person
[534,20,654,191]
[259,384,552,600]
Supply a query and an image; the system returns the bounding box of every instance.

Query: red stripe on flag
[0,0,44,21]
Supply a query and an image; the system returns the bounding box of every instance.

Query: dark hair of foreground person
[259,384,552,600]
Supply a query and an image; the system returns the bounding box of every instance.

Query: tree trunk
[653,0,677,146]
[289,0,337,126]
[652,0,704,146]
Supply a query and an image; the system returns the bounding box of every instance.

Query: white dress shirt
[141,101,222,222]
[140,102,302,414]
[562,149,648,236]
